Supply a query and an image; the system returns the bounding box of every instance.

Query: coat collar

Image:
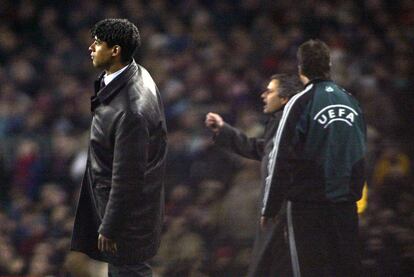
[91,60,139,112]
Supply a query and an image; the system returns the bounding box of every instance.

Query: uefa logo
[314,105,358,128]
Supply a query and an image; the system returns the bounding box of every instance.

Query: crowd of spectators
[0,0,413,276]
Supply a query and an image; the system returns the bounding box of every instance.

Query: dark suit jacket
[213,112,292,276]
[214,113,281,197]
[71,61,167,265]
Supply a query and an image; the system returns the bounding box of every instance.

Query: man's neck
[299,74,309,85]
[105,62,128,75]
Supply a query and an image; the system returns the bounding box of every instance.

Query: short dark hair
[91,18,141,63]
[297,39,331,80]
[270,73,303,98]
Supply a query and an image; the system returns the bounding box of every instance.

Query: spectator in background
[11,139,44,199]
[205,74,302,276]
[155,216,206,276]
[70,19,167,276]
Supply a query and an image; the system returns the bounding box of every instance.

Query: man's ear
[112,45,121,57]
[298,65,309,84]
[280,97,289,105]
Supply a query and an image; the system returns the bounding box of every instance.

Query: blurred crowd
[0,0,413,276]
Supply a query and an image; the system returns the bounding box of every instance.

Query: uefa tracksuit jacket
[262,78,366,217]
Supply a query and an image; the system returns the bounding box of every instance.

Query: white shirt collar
[103,64,129,86]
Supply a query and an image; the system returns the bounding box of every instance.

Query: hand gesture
[205,112,224,133]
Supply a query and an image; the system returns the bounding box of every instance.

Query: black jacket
[71,61,167,265]
[214,114,280,166]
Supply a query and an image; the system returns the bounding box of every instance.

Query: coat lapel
[90,61,139,112]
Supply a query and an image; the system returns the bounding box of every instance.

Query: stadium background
[0,0,413,275]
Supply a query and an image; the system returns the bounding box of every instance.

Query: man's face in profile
[89,36,114,70]
[261,79,288,114]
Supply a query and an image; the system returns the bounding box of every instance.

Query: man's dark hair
[270,73,303,98]
[297,39,331,80]
[91,18,141,63]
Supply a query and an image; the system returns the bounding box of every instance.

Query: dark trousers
[108,262,152,277]
[287,201,361,277]
[247,206,292,277]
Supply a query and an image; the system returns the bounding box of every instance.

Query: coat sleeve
[98,111,149,239]
[214,122,264,161]
[262,96,309,217]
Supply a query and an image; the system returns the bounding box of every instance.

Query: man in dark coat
[205,74,302,276]
[71,19,167,276]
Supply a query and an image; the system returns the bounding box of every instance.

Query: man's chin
[92,61,105,70]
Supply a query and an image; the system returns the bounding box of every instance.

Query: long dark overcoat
[71,61,167,265]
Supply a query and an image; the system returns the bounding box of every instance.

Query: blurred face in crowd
[89,36,119,70]
[261,79,289,114]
